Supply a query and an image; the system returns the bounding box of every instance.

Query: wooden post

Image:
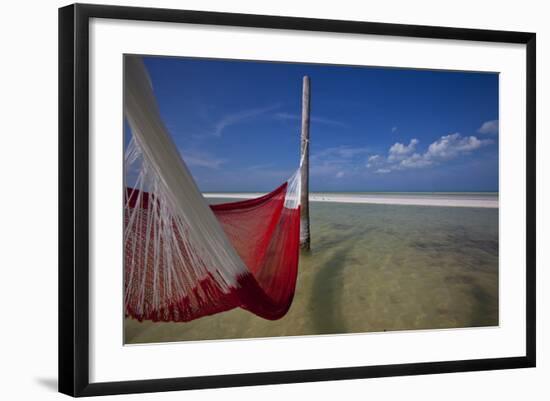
[300,76,311,250]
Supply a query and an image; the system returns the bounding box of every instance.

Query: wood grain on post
[300,76,311,250]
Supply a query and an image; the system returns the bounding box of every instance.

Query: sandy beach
[204,192,499,208]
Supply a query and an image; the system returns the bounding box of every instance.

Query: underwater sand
[125,199,499,344]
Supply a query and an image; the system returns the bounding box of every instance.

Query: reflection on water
[125,201,499,344]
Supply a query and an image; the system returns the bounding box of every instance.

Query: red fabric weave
[124,184,301,322]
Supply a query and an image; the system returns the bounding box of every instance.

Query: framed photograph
[58,3,536,397]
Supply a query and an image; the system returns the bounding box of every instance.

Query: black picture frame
[58,3,536,397]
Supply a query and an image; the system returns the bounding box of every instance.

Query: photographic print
[123,54,499,345]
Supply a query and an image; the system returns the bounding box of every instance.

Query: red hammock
[124,183,301,322]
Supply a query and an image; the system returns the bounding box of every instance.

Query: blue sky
[126,56,499,192]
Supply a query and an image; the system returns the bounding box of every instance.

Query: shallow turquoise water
[125,200,499,343]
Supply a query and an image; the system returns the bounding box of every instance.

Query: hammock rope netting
[124,57,302,322]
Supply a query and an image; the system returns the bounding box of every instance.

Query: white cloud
[399,153,433,169]
[310,145,370,178]
[366,154,383,168]
[337,147,369,158]
[312,145,370,161]
[391,126,398,133]
[368,155,381,162]
[180,150,226,169]
[477,119,499,135]
[312,131,494,178]
[275,112,347,127]
[388,138,419,161]
[372,133,493,174]
[211,104,280,137]
[425,133,493,160]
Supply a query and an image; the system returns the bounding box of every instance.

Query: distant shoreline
[203,192,499,208]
